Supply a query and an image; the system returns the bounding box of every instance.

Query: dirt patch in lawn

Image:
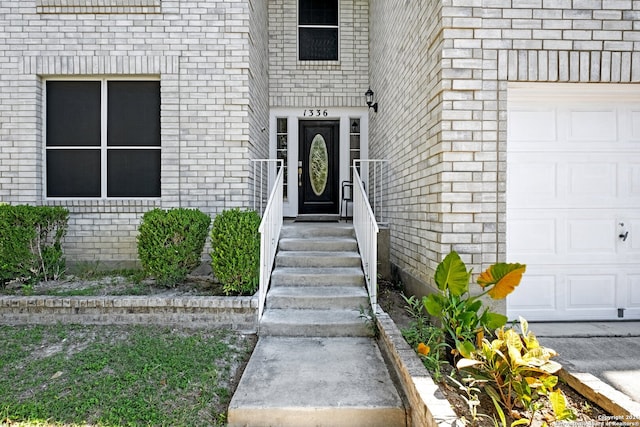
[377,279,611,426]
[2,274,232,297]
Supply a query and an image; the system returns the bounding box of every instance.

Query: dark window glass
[46,81,101,147]
[299,28,338,61]
[299,0,338,25]
[46,149,101,197]
[107,149,161,197]
[107,81,160,147]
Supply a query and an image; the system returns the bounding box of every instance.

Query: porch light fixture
[365,87,378,113]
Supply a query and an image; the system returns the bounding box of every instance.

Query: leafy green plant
[423,251,526,359]
[0,204,69,287]
[137,208,211,287]
[401,295,448,380]
[210,209,260,295]
[448,373,494,426]
[456,317,564,417]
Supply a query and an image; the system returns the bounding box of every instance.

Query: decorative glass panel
[309,134,328,196]
[276,118,288,200]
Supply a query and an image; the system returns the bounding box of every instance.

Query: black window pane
[300,0,338,25]
[46,81,101,147]
[108,81,160,147]
[107,149,160,197]
[47,149,100,197]
[299,28,338,61]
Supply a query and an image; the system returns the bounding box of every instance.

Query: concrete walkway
[229,336,404,427]
[227,222,405,426]
[532,322,640,404]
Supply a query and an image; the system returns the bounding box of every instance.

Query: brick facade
[0,0,268,264]
[268,0,369,108]
[1,0,639,291]
[369,0,640,301]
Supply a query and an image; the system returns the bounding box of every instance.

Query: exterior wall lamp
[365,87,378,113]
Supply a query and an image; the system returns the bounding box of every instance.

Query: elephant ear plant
[423,251,526,360]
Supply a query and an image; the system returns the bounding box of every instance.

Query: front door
[298,120,339,214]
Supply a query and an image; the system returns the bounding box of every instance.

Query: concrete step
[227,336,406,427]
[278,237,358,252]
[270,267,364,287]
[267,286,369,310]
[259,308,373,337]
[280,223,355,239]
[275,250,361,268]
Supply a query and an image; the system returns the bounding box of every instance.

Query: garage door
[506,83,640,321]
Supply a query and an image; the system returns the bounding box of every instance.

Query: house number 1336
[303,109,328,117]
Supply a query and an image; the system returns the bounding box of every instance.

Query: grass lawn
[0,324,255,426]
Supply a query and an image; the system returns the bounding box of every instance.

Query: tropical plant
[456,317,566,418]
[423,251,526,359]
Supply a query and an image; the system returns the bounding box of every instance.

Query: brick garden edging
[0,295,258,333]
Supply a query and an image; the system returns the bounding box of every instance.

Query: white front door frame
[270,107,369,217]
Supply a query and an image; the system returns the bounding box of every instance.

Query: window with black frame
[298,0,339,61]
[46,80,161,198]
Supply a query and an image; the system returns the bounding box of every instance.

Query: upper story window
[298,0,339,61]
[46,79,161,198]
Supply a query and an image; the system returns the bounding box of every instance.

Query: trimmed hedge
[0,204,69,287]
[137,208,211,287]
[210,209,261,296]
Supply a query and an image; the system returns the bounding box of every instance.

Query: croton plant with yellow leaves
[423,251,526,361]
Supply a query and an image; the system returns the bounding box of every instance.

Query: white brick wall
[268,0,369,108]
[0,0,268,264]
[370,0,640,298]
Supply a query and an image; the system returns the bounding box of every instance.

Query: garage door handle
[619,231,629,242]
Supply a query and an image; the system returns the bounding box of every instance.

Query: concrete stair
[227,222,406,427]
[261,223,370,337]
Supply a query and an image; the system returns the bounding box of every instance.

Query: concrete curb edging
[0,295,258,332]
[375,310,461,427]
[558,370,640,417]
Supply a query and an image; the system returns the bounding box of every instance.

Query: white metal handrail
[251,159,282,216]
[353,166,380,313]
[257,161,284,319]
[354,159,389,225]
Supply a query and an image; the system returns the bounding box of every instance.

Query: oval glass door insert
[309,134,328,196]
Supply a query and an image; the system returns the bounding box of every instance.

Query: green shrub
[0,204,69,287]
[137,208,211,287]
[210,209,261,295]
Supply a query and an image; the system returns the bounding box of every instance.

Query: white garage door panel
[508,273,556,312]
[508,110,557,142]
[507,84,640,321]
[567,275,617,309]
[629,276,640,307]
[567,109,618,142]
[567,219,616,254]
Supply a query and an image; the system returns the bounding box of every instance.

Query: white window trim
[43,75,161,201]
